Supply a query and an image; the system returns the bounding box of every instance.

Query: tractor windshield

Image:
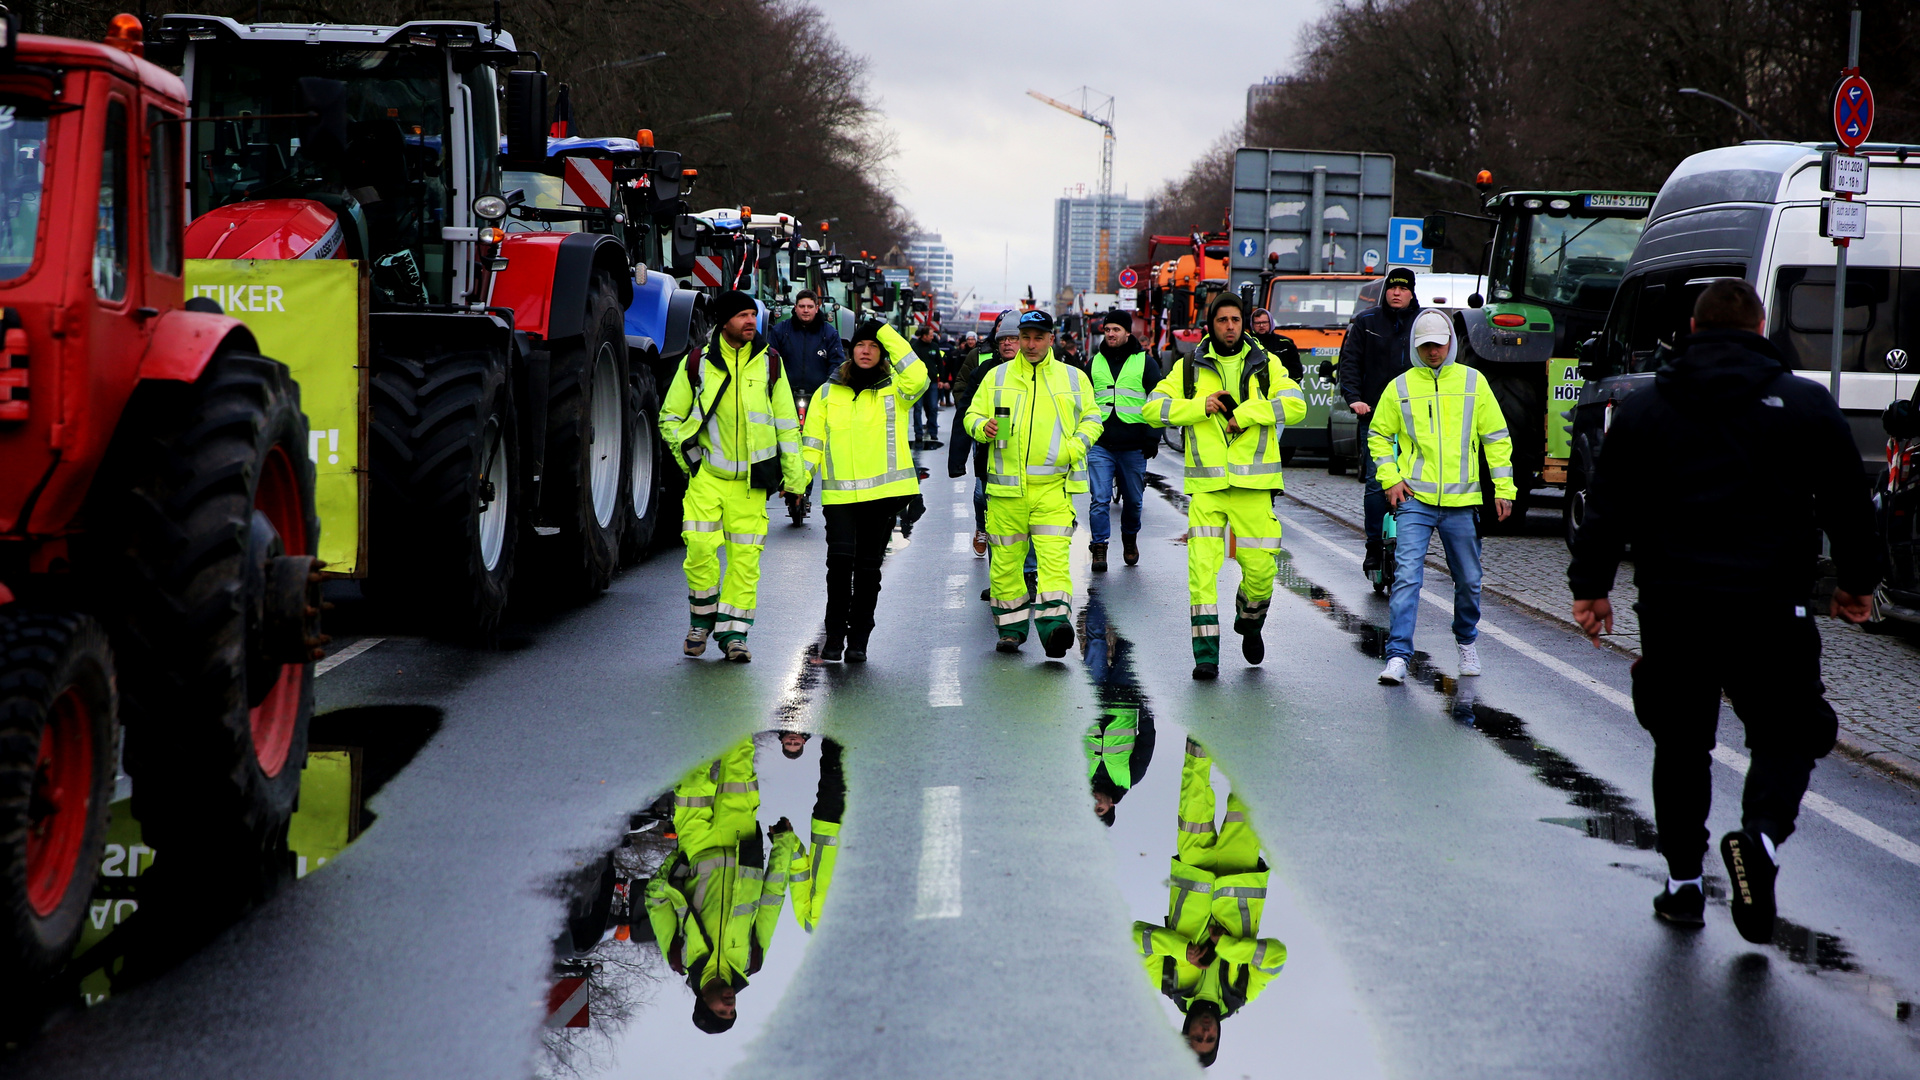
[1490,212,1643,310]
[1262,279,1370,328]
[189,43,454,303]
[0,101,50,282]
[501,170,582,234]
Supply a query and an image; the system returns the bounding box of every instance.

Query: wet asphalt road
[6,439,1920,1079]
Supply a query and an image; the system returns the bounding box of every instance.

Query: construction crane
[1028,87,1116,292]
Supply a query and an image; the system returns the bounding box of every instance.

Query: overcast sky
[817,0,1326,310]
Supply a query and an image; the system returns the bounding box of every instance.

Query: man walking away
[945,332,976,404]
[661,290,810,662]
[911,326,943,447]
[767,290,844,403]
[1568,278,1879,941]
[1369,309,1514,685]
[1339,266,1418,576]
[1250,308,1305,380]
[1088,310,1161,572]
[1144,293,1307,679]
[963,310,1103,657]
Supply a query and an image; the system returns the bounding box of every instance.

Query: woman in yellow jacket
[799,318,927,661]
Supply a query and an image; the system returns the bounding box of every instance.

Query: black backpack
[1183,336,1271,402]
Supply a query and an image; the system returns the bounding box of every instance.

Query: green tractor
[1423,189,1652,530]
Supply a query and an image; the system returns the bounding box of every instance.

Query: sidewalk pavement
[1280,466,1920,788]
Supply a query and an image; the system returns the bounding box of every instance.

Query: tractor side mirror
[1468,292,1484,309]
[1577,335,1599,379]
[671,215,699,275]
[649,150,682,205]
[1421,214,1446,250]
[1238,281,1257,309]
[504,69,549,167]
[297,77,350,162]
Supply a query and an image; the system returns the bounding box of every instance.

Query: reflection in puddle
[63,706,441,1008]
[1080,592,1289,1070]
[539,732,842,1079]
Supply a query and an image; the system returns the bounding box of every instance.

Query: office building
[1052,192,1150,301]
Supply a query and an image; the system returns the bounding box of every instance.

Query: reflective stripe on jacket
[1143,337,1307,492]
[788,818,839,933]
[1093,350,1150,424]
[661,334,810,492]
[1084,706,1141,790]
[800,323,927,503]
[1366,312,1517,506]
[960,350,1104,497]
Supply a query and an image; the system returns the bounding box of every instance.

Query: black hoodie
[1093,335,1161,453]
[1567,329,1880,607]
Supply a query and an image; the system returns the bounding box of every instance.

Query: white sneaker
[1457,642,1482,676]
[1378,656,1408,685]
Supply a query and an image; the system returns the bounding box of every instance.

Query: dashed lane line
[315,637,385,677]
[1279,512,1920,870]
[914,785,963,919]
[930,646,963,707]
[953,503,970,519]
[944,575,969,611]
[952,531,971,554]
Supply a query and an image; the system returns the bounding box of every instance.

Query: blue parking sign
[1388,217,1432,266]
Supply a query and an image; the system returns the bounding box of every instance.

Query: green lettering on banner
[1547,361,1582,459]
[185,260,365,573]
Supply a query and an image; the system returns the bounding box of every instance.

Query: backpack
[683,333,788,490]
[1182,336,1271,402]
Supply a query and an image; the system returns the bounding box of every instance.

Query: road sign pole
[1830,4,1864,398]
[1310,167,1327,274]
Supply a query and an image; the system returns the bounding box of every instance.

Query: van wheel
[0,610,116,1014]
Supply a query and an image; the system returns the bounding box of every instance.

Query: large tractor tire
[618,356,667,564]
[370,349,519,634]
[0,610,116,1016]
[93,348,320,897]
[541,274,629,593]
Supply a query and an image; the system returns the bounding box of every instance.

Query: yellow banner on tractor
[184,259,367,575]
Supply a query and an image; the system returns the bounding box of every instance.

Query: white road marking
[944,575,969,610]
[952,532,971,554]
[315,637,385,677]
[1280,512,1920,870]
[930,646,963,706]
[952,479,969,494]
[915,785,963,919]
[953,503,969,519]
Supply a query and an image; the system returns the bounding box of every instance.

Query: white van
[1576,141,1920,487]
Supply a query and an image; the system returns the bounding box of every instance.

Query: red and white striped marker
[562,158,614,209]
[546,975,590,1028]
[691,255,725,288]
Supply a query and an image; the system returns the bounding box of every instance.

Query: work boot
[996,634,1023,653]
[972,530,988,557]
[1122,533,1139,566]
[981,587,992,602]
[1090,543,1109,573]
[845,632,869,663]
[1192,662,1218,680]
[1242,625,1265,665]
[1653,881,1706,928]
[684,627,710,657]
[1363,539,1383,574]
[820,635,844,662]
[1042,623,1075,658]
[1721,830,1778,944]
[724,639,752,663]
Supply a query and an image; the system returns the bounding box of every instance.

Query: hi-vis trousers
[985,479,1074,644]
[1186,487,1281,664]
[682,469,768,645]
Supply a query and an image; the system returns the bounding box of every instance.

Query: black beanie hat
[850,319,882,347]
[709,289,757,329]
[1206,291,1244,322]
[1384,266,1417,292]
[1102,309,1131,331]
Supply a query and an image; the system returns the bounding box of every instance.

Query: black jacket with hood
[1092,335,1162,454]
[1567,329,1880,608]
[1338,301,1415,411]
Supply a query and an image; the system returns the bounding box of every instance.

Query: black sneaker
[1652,882,1705,927]
[1721,830,1778,945]
[996,635,1023,653]
[1242,626,1264,665]
[1192,662,1218,680]
[1042,623,1074,658]
[1363,540,1382,574]
[845,645,867,663]
[820,636,844,662]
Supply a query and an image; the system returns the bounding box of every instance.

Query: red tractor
[0,15,321,1010]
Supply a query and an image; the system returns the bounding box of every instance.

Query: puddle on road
[536,731,840,1079]
[61,705,443,1008]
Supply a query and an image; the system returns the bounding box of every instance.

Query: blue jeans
[1385,499,1481,661]
[914,387,938,441]
[1084,445,1145,544]
[1358,415,1388,543]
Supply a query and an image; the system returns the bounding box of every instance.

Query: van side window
[1603,276,1640,376]
[1620,264,1746,372]
[1775,266,1897,373]
[94,101,129,301]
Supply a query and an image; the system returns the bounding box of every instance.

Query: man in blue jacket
[1338,266,1417,574]
[767,290,843,402]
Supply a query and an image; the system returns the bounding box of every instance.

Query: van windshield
[1262,279,1369,327]
[0,102,51,282]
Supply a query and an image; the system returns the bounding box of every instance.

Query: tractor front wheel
[619,358,666,563]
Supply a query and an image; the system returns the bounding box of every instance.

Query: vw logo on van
[1889,348,1910,372]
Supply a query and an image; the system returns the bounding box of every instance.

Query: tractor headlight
[473,195,509,221]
